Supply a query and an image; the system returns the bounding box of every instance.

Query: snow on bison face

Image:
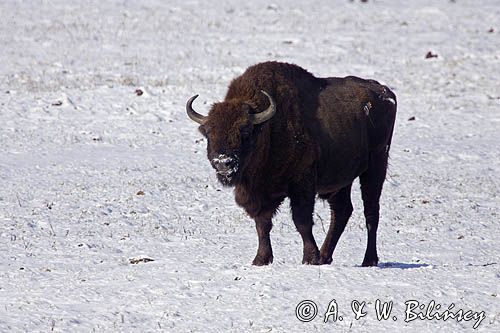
[186,91,275,186]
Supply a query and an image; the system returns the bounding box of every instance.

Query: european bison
[186,61,397,266]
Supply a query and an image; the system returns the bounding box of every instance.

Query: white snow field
[1,0,499,332]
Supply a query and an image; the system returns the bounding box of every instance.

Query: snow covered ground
[1,0,499,331]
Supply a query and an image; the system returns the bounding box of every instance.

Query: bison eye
[240,126,252,138]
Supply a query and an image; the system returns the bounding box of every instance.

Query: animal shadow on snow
[376,262,431,269]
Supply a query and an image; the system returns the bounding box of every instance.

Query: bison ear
[198,124,208,136]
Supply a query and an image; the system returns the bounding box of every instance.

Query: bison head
[186,90,276,186]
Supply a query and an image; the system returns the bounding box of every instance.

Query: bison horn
[250,90,276,125]
[186,95,207,124]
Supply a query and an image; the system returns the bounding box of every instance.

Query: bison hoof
[302,249,320,265]
[319,256,333,265]
[361,257,379,267]
[252,254,273,266]
[303,258,320,265]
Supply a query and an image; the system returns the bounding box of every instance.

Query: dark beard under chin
[216,172,239,187]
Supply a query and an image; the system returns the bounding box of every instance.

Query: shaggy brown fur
[189,61,397,266]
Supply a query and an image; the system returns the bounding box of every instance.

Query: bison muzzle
[186,61,397,266]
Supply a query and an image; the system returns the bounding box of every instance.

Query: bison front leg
[252,216,274,266]
[290,190,320,265]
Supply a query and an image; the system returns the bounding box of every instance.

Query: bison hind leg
[359,149,389,267]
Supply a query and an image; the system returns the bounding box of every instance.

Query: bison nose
[211,154,237,173]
